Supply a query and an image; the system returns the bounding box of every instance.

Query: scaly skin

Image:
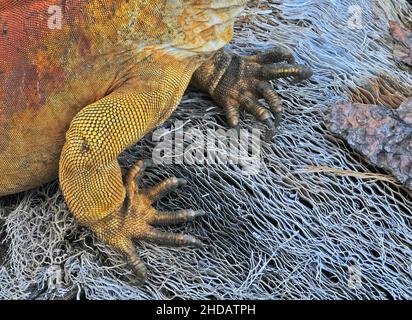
[0,0,312,282]
[192,48,312,128]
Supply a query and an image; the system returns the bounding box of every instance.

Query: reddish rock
[389,21,412,69]
[326,99,412,190]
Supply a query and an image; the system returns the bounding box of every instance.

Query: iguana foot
[92,160,204,283]
[192,47,312,128]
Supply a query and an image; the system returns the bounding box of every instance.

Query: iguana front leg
[191,47,312,128]
[59,55,204,283]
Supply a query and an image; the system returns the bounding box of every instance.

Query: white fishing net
[1,0,412,300]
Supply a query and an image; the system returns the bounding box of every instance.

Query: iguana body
[0,0,311,281]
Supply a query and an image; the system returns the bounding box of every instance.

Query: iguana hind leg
[59,56,204,283]
[191,47,312,128]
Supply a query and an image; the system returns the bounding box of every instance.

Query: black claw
[274,112,282,128]
[264,117,276,128]
[177,178,187,187]
[187,236,205,248]
[291,66,313,83]
[127,255,148,285]
[194,210,206,218]
[264,128,278,141]
[186,209,206,221]
[126,275,146,287]
[176,234,205,248]
[262,118,279,141]
[303,66,313,79]
[151,209,205,226]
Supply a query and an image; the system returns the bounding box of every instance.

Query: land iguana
[0,0,312,282]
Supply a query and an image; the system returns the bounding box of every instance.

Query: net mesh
[1,0,412,300]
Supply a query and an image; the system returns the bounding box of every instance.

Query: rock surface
[326,99,412,190]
